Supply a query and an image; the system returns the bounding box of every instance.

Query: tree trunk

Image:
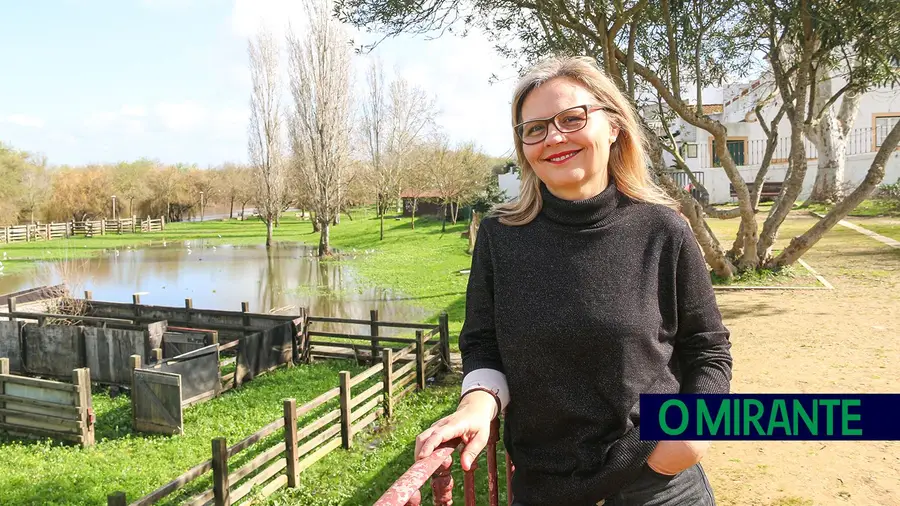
[452,200,460,224]
[312,212,320,232]
[441,203,447,233]
[229,197,235,219]
[344,209,353,221]
[411,198,417,230]
[240,203,246,220]
[275,213,280,227]
[318,219,331,256]
[771,119,900,267]
[805,82,862,204]
[380,213,385,240]
[130,198,135,220]
[265,218,274,248]
[644,121,735,277]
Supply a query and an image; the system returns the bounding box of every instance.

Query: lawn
[0,360,367,506]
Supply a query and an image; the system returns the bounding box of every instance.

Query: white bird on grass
[187,248,192,255]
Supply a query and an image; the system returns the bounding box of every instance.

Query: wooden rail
[108,335,445,505]
[1,217,163,243]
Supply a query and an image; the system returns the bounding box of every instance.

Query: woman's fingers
[459,427,490,471]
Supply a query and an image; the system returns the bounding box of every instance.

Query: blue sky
[0,0,516,166]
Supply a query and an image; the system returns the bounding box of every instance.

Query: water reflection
[0,241,429,334]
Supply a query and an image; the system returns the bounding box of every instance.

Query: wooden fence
[306,309,450,368]
[106,329,446,505]
[0,358,95,447]
[0,216,163,243]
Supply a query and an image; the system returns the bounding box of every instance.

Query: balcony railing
[374,418,512,506]
[685,125,889,169]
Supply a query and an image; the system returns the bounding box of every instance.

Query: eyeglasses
[514,105,612,145]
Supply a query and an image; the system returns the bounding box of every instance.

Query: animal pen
[0,289,452,505]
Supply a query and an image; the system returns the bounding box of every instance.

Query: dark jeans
[512,463,716,506]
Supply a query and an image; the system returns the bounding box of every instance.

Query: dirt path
[704,218,900,505]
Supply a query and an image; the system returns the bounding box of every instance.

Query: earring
[611,137,617,143]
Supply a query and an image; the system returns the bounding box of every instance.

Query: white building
[663,77,900,204]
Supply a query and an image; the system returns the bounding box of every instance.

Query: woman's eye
[525,123,545,136]
[561,115,583,125]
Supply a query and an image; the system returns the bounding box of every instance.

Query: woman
[415,56,732,506]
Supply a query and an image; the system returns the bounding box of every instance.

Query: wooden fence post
[284,398,299,487]
[84,290,92,301]
[416,330,426,391]
[0,357,8,427]
[339,371,352,449]
[107,492,127,506]
[382,349,393,419]
[45,223,51,240]
[74,367,94,446]
[439,311,450,372]
[101,220,106,236]
[132,215,136,234]
[369,309,380,365]
[133,293,142,320]
[212,437,230,506]
[241,302,250,337]
[161,215,166,230]
[130,355,141,429]
[3,226,9,243]
[151,348,163,363]
[185,298,193,324]
[7,296,17,323]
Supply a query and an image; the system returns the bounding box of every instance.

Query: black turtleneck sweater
[459,182,733,506]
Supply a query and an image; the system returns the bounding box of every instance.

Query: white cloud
[154,101,207,132]
[120,105,147,117]
[230,0,307,39]
[4,114,45,128]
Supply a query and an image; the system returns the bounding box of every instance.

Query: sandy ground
[703,216,900,506]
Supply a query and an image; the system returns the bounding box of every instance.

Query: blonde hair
[493,56,677,225]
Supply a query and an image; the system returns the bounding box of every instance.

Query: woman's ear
[609,124,620,144]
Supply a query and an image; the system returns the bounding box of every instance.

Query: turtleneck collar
[539,180,622,228]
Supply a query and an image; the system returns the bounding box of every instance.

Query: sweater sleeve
[674,224,733,394]
[459,220,506,377]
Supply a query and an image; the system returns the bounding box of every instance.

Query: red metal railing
[374,418,514,506]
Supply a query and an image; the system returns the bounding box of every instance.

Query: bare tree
[248,27,286,248]
[360,60,436,240]
[286,0,353,256]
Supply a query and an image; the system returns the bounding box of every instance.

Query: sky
[0,0,518,167]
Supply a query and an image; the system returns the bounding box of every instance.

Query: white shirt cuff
[461,368,510,414]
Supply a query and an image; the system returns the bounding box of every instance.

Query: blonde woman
[415,56,732,505]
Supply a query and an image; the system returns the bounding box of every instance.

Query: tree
[0,142,29,225]
[360,60,437,239]
[286,0,354,256]
[337,0,900,276]
[20,153,50,224]
[113,159,153,219]
[248,27,287,248]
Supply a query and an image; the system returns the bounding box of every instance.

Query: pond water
[0,240,430,333]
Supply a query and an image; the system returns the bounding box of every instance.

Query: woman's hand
[415,390,498,471]
[647,440,711,476]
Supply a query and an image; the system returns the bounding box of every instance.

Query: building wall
[701,150,900,204]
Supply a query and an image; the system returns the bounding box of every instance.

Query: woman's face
[519,77,619,200]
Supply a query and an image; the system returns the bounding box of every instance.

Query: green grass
[0,360,365,506]
[806,198,900,217]
[710,264,820,287]
[1,210,474,505]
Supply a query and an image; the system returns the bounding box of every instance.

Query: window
[875,115,899,147]
[683,143,698,158]
[712,139,746,166]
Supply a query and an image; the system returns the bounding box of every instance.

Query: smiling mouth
[545,149,582,163]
